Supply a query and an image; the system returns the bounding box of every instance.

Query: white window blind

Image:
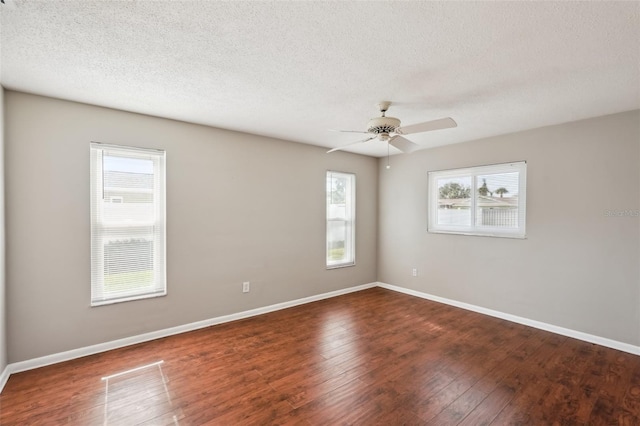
[428,162,527,238]
[90,143,166,306]
[326,171,355,268]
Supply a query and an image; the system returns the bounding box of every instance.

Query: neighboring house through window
[90,143,166,305]
[428,162,526,238]
[326,171,355,268]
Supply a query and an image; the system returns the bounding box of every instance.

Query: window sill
[91,291,167,307]
[428,228,526,239]
[326,262,356,270]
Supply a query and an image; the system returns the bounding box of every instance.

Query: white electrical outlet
[242,281,250,293]
[412,268,417,277]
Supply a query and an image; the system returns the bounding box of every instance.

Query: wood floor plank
[428,386,488,425]
[457,384,514,426]
[1,287,638,425]
[412,373,480,422]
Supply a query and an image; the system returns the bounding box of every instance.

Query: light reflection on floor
[319,309,358,356]
[101,360,179,425]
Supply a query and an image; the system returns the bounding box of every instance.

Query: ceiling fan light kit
[327,101,457,161]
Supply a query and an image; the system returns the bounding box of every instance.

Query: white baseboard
[0,364,9,393]
[377,282,640,356]
[0,282,377,393]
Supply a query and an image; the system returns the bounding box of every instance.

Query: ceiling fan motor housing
[367,116,401,134]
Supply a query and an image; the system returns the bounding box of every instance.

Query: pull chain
[386,142,391,169]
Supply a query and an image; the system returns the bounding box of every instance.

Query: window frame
[428,161,527,238]
[90,142,167,306]
[326,171,356,269]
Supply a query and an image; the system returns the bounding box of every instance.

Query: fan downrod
[378,101,391,116]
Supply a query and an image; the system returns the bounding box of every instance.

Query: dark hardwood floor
[1,287,638,425]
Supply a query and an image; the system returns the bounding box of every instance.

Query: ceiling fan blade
[327,135,376,153]
[395,117,457,135]
[389,135,420,153]
[328,129,370,134]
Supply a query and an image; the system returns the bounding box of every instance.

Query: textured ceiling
[1,1,639,157]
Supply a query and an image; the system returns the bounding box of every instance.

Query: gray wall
[0,88,6,374]
[378,110,640,346]
[5,91,378,363]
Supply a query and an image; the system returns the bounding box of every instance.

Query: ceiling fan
[327,101,457,154]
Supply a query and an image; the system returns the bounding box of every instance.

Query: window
[90,143,166,305]
[326,171,355,268]
[428,162,526,238]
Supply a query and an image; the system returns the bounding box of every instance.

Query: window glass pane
[327,220,347,262]
[327,175,348,215]
[437,176,472,226]
[475,172,519,228]
[103,155,155,224]
[104,237,154,294]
